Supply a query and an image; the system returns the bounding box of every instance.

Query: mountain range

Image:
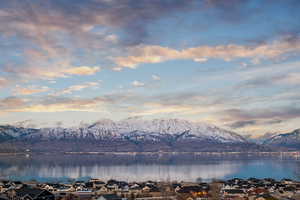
[0,118,298,153]
[262,129,300,150]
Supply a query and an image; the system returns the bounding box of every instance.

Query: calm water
[0,154,299,182]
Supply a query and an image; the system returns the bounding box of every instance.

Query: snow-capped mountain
[0,125,39,140]
[26,118,246,143]
[0,118,261,153]
[263,129,300,149]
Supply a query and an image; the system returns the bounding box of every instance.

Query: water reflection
[0,154,299,182]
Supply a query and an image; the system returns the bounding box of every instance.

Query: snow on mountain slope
[0,118,247,143]
[263,129,300,147]
[115,118,246,143]
[0,125,39,139]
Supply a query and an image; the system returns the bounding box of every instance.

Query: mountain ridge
[0,118,270,153]
[263,128,300,149]
[1,118,246,142]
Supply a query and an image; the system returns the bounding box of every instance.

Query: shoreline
[1,151,300,156]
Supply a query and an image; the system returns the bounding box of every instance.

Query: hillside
[263,129,300,150]
[0,118,269,153]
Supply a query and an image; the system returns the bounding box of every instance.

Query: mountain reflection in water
[0,154,299,182]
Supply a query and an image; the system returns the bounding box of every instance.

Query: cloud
[0,96,107,113]
[18,102,97,113]
[204,0,253,22]
[228,119,283,129]
[240,72,300,88]
[4,64,101,80]
[151,92,211,107]
[128,75,161,89]
[105,34,119,43]
[0,0,299,89]
[13,85,50,95]
[0,0,197,51]
[131,103,193,116]
[0,91,215,117]
[114,38,300,69]
[132,80,145,87]
[222,107,300,126]
[0,77,9,88]
[1,0,298,48]
[229,120,257,129]
[55,81,101,96]
[115,46,180,68]
[278,73,300,85]
[0,97,26,110]
[102,91,221,118]
[13,119,37,128]
[152,75,161,81]
[194,58,208,63]
[63,66,100,76]
[0,85,298,135]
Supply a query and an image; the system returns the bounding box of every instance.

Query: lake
[0,153,299,182]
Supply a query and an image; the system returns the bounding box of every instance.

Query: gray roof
[99,194,122,200]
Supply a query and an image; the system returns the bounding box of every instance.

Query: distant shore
[1,151,300,157]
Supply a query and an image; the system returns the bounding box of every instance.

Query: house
[91,180,106,189]
[0,194,9,200]
[142,185,159,193]
[248,188,269,196]
[135,196,176,200]
[56,184,73,192]
[198,183,209,191]
[254,194,278,200]
[129,183,143,193]
[222,189,246,198]
[280,186,296,198]
[11,186,55,200]
[177,191,209,200]
[98,186,109,192]
[40,184,54,192]
[263,178,276,184]
[12,181,24,189]
[96,194,123,200]
[281,179,294,185]
[106,180,125,191]
[248,178,261,184]
[73,181,86,189]
[75,186,92,192]
[106,184,119,191]
[176,186,207,194]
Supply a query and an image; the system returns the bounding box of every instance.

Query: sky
[0,0,300,137]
